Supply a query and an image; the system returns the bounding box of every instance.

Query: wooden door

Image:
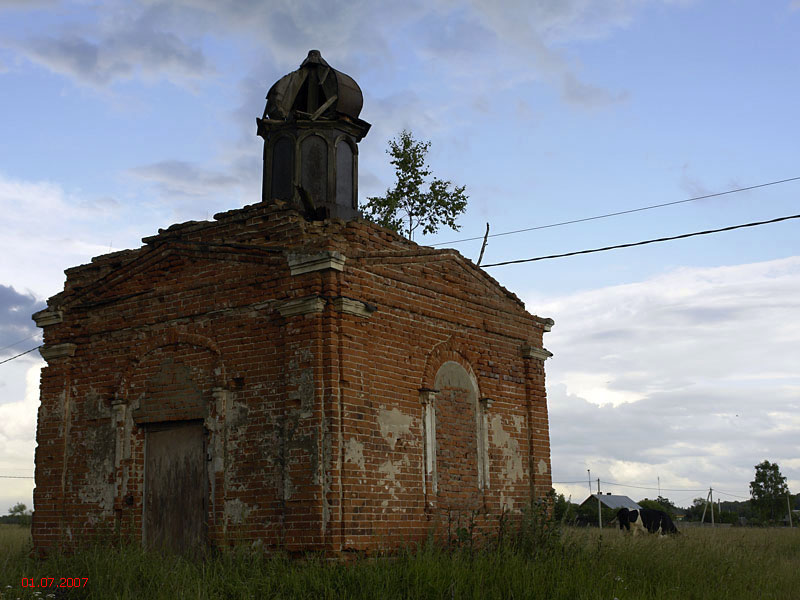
[144,420,207,553]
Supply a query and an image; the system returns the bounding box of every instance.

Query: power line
[715,489,750,500]
[482,213,800,268]
[0,333,39,353]
[553,479,708,493]
[599,480,708,493]
[0,345,42,366]
[432,175,800,247]
[552,480,594,485]
[0,475,34,479]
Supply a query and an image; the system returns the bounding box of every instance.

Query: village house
[31,50,554,555]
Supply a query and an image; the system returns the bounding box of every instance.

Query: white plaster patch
[378,456,410,512]
[538,459,548,475]
[344,438,365,470]
[490,415,524,484]
[224,499,252,524]
[378,407,412,451]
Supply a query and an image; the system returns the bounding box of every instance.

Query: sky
[1,0,799,514]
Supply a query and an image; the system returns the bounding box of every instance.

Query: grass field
[2,523,799,599]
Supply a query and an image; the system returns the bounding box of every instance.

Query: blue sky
[1,0,799,513]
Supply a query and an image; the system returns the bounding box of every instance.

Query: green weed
[1,521,799,599]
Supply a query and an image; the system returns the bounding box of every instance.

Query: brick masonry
[31,201,553,554]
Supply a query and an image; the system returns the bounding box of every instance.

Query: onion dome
[263,50,368,132]
[256,50,370,221]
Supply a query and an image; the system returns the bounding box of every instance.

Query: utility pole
[711,488,715,527]
[788,495,793,528]
[597,478,602,529]
[658,476,661,498]
[587,469,592,495]
[701,487,715,526]
[701,491,707,524]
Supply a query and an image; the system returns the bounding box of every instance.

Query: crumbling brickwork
[32,202,553,555]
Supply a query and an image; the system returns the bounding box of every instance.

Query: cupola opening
[257,50,371,221]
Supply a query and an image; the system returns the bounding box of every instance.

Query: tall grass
[1,520,799,599]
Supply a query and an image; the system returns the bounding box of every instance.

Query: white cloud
[0,284,43,357]
[0,0,55,8]
[0,362,41,512]
[530,257,800,504]
[8,0,647,108]
[12,2,211,87]
[129,160,242,197]
[0,172,156,298]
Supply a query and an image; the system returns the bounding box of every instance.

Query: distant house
[580,494,641,512]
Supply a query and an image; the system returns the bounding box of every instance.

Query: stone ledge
[521,345,553,361]
[277,296,326,317]
[39,343,77,361]
[286,251,346,275]
[332,297,376,318]
[33,309,63,328]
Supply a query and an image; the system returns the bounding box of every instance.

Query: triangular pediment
[355,247,542,322]
[56,240,283,311]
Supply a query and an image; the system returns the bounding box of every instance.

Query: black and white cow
[615,507,679,535]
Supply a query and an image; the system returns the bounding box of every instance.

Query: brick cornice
[39,343,77,361]
[277,295,326,317]
[332,297,375,318]
[521,345,553,361]
[33,309,63,328]
[286,251,346,275]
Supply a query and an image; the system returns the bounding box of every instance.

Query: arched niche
[335,138,355,210]
[300,134,328,207]
[430,360,489,511]
[270,135,294,202]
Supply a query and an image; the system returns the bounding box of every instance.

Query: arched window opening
[335,139,354,209]
[300,135,328,207]
[270,136,294,202]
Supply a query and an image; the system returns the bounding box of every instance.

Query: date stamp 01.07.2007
[4,578,88,597]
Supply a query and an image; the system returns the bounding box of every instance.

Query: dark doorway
[144,420,207,553]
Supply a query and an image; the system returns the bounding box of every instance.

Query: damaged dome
[264,49,364,122]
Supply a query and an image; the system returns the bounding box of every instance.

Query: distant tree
[750,460,789,523]
[362,130,468,240]
[717,510,739,525]
[6,502,32,526]
[553,493,579,523]
[576,501,616,527]
[638,496,679,519]
[683,498,707,522]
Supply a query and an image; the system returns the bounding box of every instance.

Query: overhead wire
[0,345,43,366]
[0,333,40,353]
[715,489,751,500]
[481,213,800,268]
[431,175,800,247]
[599,480,708,493]
[551,480,595,485]
[553,478,751,498]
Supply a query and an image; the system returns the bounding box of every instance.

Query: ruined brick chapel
[32,50,554,555]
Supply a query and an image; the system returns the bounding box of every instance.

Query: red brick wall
[32,203,552,555]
